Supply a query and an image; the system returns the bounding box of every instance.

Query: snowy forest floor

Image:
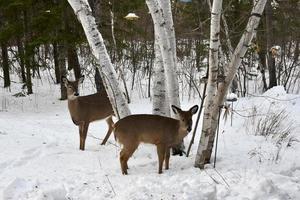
[0,80,300,200]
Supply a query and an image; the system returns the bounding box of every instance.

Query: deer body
[62,76,114,150]
[114,105,198,174]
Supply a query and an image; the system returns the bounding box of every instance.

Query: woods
[0,0,300,199]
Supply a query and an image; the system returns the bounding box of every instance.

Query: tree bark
[146,0,183,155]
[16,37,26,83]
[58,42,67,100]
[1,42,11,88]
[265,0,277,88]
[67,45,82,79]
[53,42,60,84]
[195,0,267,169]
[68,0,131,119]
[23,9,33,94]
[152,35,170,117]
[194,0,223,167]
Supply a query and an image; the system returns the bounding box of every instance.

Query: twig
[186,91,207,157]
[213,168,230,188]
[105,175,116,197]
[88,134,119,148]
[213,106,222,168]
[97,156,117,197]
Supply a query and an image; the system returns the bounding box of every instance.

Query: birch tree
[195,0,267,168]
[152,34,170,116]
[146,0,180,112]
[67,0,130,119]
[146,0,183,154]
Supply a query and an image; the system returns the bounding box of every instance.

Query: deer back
[68,91,113,125]
[114,114,181,146]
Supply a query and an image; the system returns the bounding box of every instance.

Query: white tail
[114,105,198,174]
[62,75,114,150]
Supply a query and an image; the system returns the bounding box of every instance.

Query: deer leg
[120,144,138,175]
[101,116,114,145]
[80,122,89,151]
[79,123,84,150]
[156,144,166,174]
[165,147,171,170]
[120,149,128,175]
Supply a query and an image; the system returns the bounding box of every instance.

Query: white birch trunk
[147,0,183,154]
[152,34,170,116]
[195,0,267,168]
[194,0,223,168]
[159,0,177,72]
[146,0,180,118]
[67,0,131,119]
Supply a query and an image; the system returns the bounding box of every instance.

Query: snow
[1,80,300,199]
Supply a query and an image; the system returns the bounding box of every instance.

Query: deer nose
[74,92,79,96]
[187,127,192,132]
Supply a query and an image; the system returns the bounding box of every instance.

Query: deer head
[61,76,84,100]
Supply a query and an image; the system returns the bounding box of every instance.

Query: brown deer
[61,75,114,150]
[114,105,198,174]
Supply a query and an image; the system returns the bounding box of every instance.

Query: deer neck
[67,98,80,119]
[176,120,189,142]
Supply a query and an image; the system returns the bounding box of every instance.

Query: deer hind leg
[156,144,166,174]
[165,147,171,170]
[119,143,138,175]
[101,116,114,145]
[79,122,89,151]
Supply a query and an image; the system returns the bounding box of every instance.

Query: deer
[114,105,199,175]
[61,75,114,151]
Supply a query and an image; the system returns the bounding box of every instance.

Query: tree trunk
[152,35,170,117]
[265,0,277,88]
[23,9,33,94]
[1,42,11,88]
[68,0,131,119]
[58,42,67,100]
[146,0,183,155]
[16,37,26,83]
[53,42,60,84]
[67,45,81,79]
[195,0,267,169]
[194,0,223,167]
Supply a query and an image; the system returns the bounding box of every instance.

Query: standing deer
[114,105,198,174]
[62,75,114,150]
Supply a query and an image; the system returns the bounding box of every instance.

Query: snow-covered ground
[0,79,300,200]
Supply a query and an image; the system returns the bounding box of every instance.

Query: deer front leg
[79,123,84,150]
[79,122,89,151]
[101,116,114,145]
[157,144,166,174]
[165,147,171,170]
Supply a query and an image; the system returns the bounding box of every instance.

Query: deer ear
[171,105,181,114]
[190,105,199,115]
[78,75,84,84]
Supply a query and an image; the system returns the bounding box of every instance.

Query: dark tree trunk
[58,43,67,100]
[53,42,60,84]
[1,42,10,88]
[258,51,268,91]
[23,10,33,94]
[266,0,277,88]
[16,37,26,83]
[67,45,81,79]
